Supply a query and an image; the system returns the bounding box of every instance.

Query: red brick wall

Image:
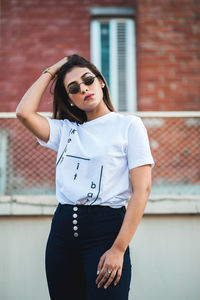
[0,0,200,112]
[137,0,200,111]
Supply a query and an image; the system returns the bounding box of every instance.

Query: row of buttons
[73,206,78,237]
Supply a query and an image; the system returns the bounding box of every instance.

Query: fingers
[96,267,113,288]
[49,57,68,75]
[97,254,105,275]
[103,268,117,289]
[113,268,122,286]
[96,266,122,289]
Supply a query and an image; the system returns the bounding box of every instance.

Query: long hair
[49,54,116,124]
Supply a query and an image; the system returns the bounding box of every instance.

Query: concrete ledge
[146,195,200,214]
[0,195,200,215]
[0,195,57,215]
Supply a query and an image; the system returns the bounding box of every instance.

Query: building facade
[0,1,200,299]
[0,0,200,112]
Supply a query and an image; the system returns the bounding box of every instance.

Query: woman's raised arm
[16,57,67,142]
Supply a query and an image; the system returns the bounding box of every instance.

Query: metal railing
[0,112,199,196]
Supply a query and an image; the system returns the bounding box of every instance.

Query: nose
[79,82,89,93]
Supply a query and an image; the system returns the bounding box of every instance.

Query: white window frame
[90,11,137,112]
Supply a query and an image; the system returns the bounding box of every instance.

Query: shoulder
[124,114,142,124]
[113,113,142,128]
[47,117,77,128]
[47,116,65,125]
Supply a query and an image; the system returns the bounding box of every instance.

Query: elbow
[16,105,23,119]
[146,183,152,196]
[16,110,21,118]
[16,102,27,119]
[16,111,25,120]
[143,182,151,200]
[16,108,29,120]
[133,183,151,199]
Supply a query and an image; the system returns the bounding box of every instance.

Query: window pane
[91,17,136,112]
[100,22,110,86]
[117,21,127,111]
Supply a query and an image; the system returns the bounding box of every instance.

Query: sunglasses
[68,75,97,94]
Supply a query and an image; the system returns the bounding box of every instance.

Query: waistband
[58,202,126,214]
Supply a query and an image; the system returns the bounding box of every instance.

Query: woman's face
[63,67,105,112]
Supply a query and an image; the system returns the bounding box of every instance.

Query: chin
[84,101,100,111]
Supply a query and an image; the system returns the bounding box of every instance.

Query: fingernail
[97,270,99,275]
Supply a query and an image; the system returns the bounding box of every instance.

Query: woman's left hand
[95,247,124,289]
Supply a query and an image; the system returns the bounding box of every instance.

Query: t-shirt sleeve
[36,115,64,152]
[127,116,155,170]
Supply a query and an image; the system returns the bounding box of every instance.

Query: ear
[98,78,105,88]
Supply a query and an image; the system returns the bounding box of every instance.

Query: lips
[84,93,94,101]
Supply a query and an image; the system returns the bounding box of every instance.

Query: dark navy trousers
[45,203,132,300]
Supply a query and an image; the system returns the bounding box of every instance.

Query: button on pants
[45,203,132,300]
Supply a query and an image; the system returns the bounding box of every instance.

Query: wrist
[111,243,127,254]
[42,67,56,80]
[48,66,58,75]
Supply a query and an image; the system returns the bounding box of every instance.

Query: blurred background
[0,0,200,299]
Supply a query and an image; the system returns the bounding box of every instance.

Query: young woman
[16,54,155,300]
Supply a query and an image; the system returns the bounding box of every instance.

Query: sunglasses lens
[68,76,96,94]
[84,76,95,85]
[69,85,80,94]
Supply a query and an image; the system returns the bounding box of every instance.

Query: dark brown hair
[49,54,116,124]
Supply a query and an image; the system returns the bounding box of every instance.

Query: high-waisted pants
[45,203,132,300]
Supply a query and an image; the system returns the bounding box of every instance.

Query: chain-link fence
[0,112,199,196]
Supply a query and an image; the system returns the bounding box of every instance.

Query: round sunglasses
[68,75,97,94]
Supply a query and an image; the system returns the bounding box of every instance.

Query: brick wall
[137,0,200,111]
[0,0,199,112]
[0,0,133,112]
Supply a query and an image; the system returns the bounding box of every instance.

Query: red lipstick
[84,93,94,101]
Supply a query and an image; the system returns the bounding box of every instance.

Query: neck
[86,108,111,122]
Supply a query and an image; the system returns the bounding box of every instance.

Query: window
[90,8,137,112]
[0,130,8,195]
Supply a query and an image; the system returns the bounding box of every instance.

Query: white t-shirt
[37,111,155,208]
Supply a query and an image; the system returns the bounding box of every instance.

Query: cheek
[70,93,80,101]
[95,84,103,98]
[72,96,81,105]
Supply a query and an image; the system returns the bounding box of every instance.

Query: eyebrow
[67,72,92,88]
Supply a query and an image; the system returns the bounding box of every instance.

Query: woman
[16,54,155,300]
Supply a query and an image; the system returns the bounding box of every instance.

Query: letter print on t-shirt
[56,127,104,205]
[59,154,104,205]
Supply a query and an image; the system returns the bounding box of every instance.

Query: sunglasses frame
[68,75,97,95]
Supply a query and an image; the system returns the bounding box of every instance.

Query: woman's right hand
[48,57,68,76]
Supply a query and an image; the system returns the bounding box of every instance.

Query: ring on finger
[106,269,111,274]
